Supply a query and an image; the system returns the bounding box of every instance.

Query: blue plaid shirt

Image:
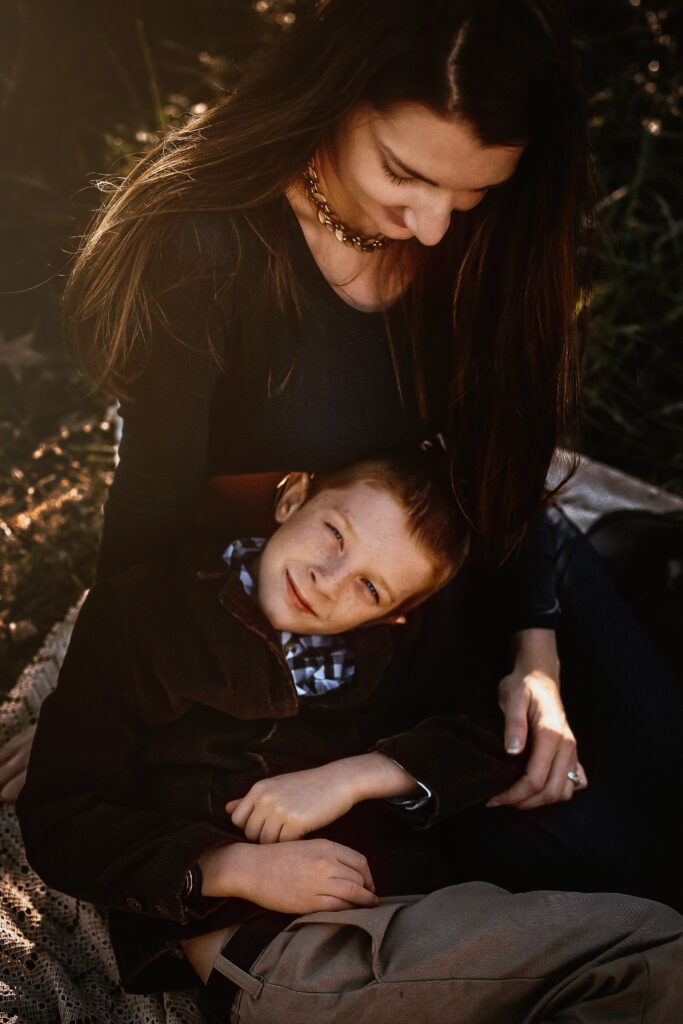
[222,538,355,697]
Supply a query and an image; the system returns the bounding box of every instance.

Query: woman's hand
[488,629,587,810]
[226,754,417,843]
[0,725,36,802]
[199,838,378,914]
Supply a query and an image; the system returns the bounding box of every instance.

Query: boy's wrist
[197,842,254,900]
[342,752,419,803]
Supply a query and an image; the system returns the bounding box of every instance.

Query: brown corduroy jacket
[17,536,521,992]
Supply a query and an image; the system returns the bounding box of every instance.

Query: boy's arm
[225,712,523,843]
[17,586,239,924]
[225,753,419,843]
[197,838,377,912]
[370,710,525,827]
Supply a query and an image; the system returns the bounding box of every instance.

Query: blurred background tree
[0,0,681,690]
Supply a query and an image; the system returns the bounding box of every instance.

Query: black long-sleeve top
[95,199,560,632]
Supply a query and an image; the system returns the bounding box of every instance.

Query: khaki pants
[210,882,683,1023]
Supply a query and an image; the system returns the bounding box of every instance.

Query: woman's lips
[286,571,317,616]
[386,207,408,229]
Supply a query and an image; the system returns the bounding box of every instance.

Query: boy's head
[255,454,469,635]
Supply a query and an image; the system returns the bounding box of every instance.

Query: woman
[4,0,680,904]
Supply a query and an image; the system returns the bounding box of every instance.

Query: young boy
[17,455,683,1023]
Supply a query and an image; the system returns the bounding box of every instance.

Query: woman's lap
[438,508,683,909]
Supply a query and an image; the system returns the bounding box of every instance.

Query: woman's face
[320,103,524,247]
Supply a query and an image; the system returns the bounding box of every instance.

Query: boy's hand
[226,755,418,843]
[226,763,357,843]
[199,838,378,914]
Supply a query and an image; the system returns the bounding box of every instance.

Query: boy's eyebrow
[336,504,395,605]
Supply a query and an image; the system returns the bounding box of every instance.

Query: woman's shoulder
[151,210,245,288]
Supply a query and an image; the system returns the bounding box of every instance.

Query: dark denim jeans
[433,508,683,911]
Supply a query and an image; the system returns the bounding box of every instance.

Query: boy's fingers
[225,799,240,814]
[243,812,267,843]
[334,844,375,891]
[279,821,305,843]
[230,798,254,832]
[328,877,379,907]
[258,819,285,845]
[314,896,364,912]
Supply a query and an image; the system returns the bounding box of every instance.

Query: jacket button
[126,897,143,912]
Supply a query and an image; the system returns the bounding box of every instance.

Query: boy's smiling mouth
[286,570,318,616]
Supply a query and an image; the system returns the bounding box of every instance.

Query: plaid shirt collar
[222,538,355,697]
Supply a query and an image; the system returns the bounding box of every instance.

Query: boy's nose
[309,563,345,600]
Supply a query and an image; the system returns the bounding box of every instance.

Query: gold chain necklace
[302,160,389,253]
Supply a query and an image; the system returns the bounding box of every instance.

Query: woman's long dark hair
[65,0,595,563]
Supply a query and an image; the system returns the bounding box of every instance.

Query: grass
[576,0,683,488]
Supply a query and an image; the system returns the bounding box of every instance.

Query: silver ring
[567,770,582,788]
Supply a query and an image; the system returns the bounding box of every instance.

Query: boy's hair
[309,450,470,608]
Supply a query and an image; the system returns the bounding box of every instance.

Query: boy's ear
[274,472,311,524]
[373,612,407,627]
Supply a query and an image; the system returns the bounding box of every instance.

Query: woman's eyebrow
[382,143,439,187]
[383,142,512,192]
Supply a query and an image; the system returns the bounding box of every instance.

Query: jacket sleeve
[377,510,565,823]
[16,584,241,925]
[372,710,524,828]
[363,604,527,827]
[95,215,235,582]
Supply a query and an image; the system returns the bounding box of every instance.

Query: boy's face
[255,475,440,635]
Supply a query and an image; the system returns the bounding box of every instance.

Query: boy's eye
[327,523,343,546]
[362,578,380,604]
[381,160,412,186]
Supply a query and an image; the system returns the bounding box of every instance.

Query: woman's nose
[406,192,484,245]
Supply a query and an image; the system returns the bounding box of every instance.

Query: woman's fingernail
[506,739,522,754]
[486,800,500,808]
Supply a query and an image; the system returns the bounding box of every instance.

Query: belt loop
[212,952,264,1000]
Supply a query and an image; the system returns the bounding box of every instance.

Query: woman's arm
[96,217,231,581]
[490,509,587,808]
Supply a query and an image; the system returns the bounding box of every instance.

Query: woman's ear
[274,472,311,524]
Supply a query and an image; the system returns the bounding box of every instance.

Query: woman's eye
[362,578,380,604]
[381,160,412,186]
[327,523,343,545]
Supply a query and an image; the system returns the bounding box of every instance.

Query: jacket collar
[169,535,397,718]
